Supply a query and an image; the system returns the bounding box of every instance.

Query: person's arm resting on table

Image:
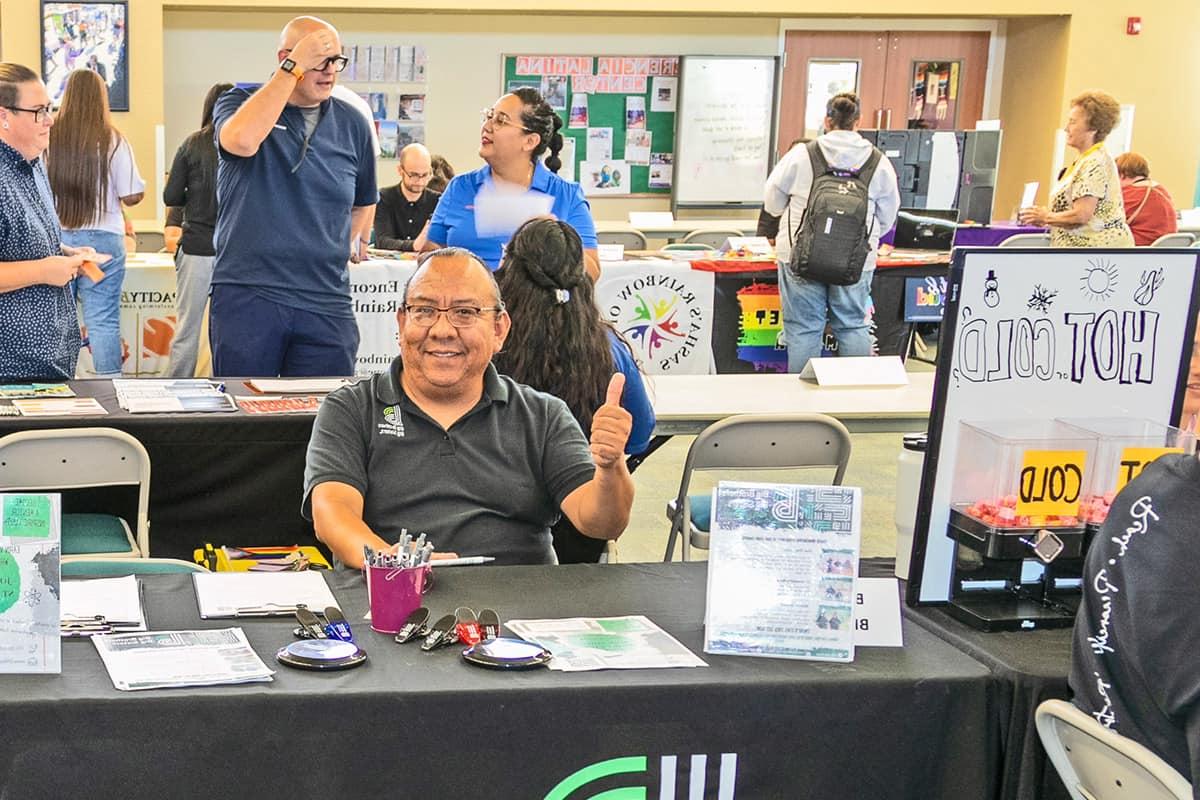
[311,482,391,567]
[560,374,636,539]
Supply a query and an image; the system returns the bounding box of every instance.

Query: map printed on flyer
[705,482,862,663]
[0,494,62,673]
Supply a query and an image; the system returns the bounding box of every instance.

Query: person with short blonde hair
[1115,152,1179,246]
[1019,90,1134,247]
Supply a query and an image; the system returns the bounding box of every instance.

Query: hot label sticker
[1116,447,1180,492]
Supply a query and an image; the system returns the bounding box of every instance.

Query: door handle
[884,108,893,128]
[874,108,885,128]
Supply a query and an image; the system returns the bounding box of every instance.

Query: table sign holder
[0,493,61,673]
[905,248,1200,631]
[800,355,909,387]
[704,481,862,662]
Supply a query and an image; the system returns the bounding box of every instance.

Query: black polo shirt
[302,358,595,564]
[374,185,439,251]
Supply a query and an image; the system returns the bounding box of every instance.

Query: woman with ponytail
[495,218,653,563]
[426,88,599,277]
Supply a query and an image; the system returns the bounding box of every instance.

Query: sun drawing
[1080,259,1119,301]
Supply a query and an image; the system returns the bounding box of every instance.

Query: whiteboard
[907,248,1200,604]
[673,56,777,209]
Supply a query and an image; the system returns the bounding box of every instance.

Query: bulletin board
[906,248,1200,605]
[502,54,679,196]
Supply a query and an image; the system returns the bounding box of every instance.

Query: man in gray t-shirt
[303,248,635,566]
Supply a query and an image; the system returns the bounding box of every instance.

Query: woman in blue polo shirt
[426,88,599,277]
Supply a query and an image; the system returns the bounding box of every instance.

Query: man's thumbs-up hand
[589,373,633,470]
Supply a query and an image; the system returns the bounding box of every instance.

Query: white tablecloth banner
[350,259,416,375]
[594,260,716,375]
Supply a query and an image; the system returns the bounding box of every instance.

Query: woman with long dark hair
[495,218,654,563]
[48,68,144,377]
[162,81,232,377]
[426,88,599,277]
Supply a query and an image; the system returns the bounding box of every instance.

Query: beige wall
[3,0,1197,224]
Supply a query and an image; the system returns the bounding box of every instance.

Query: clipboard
[192,571,340,619]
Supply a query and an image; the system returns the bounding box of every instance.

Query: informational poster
[579,159,628,195]
[625,130,651,165]
[651,76,677,112]
[705,482,862,662]
[0,493,61,674]
[586,127,613,161]
[568,93,589,128]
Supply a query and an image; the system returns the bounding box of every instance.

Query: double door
[779,30,990,158]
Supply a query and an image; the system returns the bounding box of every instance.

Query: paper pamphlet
[192,571,339,618]
[473,181,554,237]
[0,384,75,400]
[504,616,706,671]
[244,378,353,394]
[1020,182,1039,210]
[112,379,236,413]
[13,398,107,416]
[799,356,909,387]
[92,628,274,691]
[705,482,862,662]
[0,493,61,673]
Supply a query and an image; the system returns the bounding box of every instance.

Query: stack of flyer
[112,379,237,413]
[704,481,862,663]
[0,383,106,416]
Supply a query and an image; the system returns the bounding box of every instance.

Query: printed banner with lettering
[910,249,1200,604]
[85,254,179,378]
[351,260,417,375]
[595,261,715,375]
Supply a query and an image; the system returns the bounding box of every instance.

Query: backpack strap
[856,147,884,186]
[806,140,831,179]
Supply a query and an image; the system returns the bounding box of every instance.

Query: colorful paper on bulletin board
[1016,450,1087,516]
[1116,447,1181,491]
[504,54,678,195]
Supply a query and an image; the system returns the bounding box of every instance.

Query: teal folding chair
[663,413,852,561]
[63,558,207,578]
[0,428,151,559]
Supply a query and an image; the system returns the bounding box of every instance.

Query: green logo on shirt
[378,405,405,438]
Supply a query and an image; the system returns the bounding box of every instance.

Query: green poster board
[502,55,678,196]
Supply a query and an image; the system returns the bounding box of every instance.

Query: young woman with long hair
[495,217,655,563]
[47,68,144,377]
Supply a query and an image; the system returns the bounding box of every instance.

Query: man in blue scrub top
[210,16,377,377]
[426,88,599,278]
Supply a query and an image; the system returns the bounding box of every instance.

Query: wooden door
[881,31,990,131]
[779,31,887,159]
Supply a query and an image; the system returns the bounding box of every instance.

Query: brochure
[0,493,61,673]
[92,628,274,691]
[504,615,706,671]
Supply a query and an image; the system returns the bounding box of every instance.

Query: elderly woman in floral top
[1019,90,1134,247]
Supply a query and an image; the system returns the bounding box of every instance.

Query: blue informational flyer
[704,482,862,662]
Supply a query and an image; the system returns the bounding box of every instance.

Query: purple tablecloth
[881,222,1046,248]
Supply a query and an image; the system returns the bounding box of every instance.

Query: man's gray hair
[405,247,503,307]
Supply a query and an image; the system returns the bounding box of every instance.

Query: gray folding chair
[663,413,852,562]
[596,230,649,250]
[0,428,151,560]
[998,232,1053,248]
[1150,232,1196,248]
[682,229,745,249]
[1036,699,1193,800]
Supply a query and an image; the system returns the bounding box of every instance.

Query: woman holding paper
[48,68,145,377]
[1018,91,1133,247]
[494,218,653,562]
[0,63,109,379]
[425,88,599,277]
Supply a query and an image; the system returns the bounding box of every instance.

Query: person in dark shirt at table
[374,143,439,252]
[1070,453,1200,790]
[163,81,232,377]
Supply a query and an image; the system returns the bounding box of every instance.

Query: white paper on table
[704,482,862,662]
[62,575,146,631]
[597,243,625,262]
[851,578,904,647]
[1020,182,1039,209]
[504,616,706,671]
[473,181,554,237]
[192,571,339,618]
[798,355,909,387]
[92,628,275,691]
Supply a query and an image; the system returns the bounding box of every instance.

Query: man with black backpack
[764,92,900,373]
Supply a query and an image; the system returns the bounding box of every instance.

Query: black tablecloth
[0,563,994,799]
[0,379,320,560]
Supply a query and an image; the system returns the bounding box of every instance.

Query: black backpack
[787,141,883,286]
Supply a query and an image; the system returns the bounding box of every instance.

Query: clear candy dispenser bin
[1057,417,1197,531]
[948,419,1097,561]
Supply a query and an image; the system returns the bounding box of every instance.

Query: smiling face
[0,80,53,161]
[1064,105,1096,152]
[397,254,510,406]
[478,93,537,168]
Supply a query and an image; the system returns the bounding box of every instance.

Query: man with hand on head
[303,248,634,567]
[210,15,376,378]
[375,143,439,252]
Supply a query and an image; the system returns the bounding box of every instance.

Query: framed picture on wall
[41,1,130,111]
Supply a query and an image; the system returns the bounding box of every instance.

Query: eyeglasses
[282,49,349,73]
[480,108,533,133]
[401,168,432,180]
[4,105,53,124]
[403,304,505,328]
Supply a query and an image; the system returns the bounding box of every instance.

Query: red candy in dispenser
[963,495,1081,528]
[1077,492,1116,525]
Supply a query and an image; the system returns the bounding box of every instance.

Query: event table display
[0,563,995,799]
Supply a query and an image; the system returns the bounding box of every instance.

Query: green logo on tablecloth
[544,753,738,799]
